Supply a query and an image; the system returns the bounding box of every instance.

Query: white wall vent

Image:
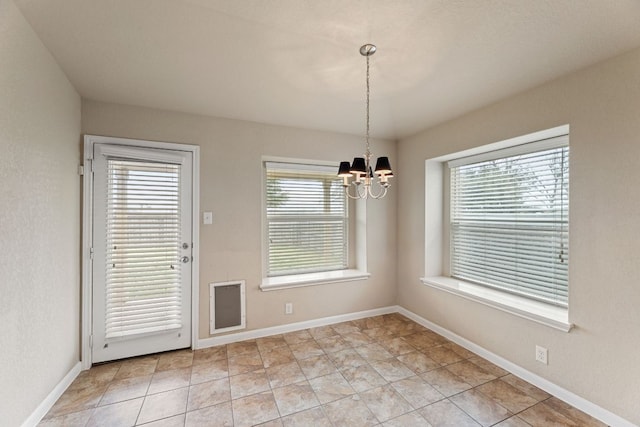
[209,280,246,334]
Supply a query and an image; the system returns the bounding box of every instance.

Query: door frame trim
[82,134,200,369]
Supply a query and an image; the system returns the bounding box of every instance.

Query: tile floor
[39,313,607,426]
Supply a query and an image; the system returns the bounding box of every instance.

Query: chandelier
[338,44,393,199]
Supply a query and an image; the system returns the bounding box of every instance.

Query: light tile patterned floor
[39,314,607,426]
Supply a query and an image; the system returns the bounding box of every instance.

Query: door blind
[449,142,569,307]
[105,159,183,339]
[266,162,347,276]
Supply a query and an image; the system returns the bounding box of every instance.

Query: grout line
[42,313,607,427]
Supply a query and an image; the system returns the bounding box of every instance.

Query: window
[265,161,348,277]
[105,158,184,339]
[448,137,569,307]
[420,126,572,330]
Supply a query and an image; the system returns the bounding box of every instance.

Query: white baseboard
[396,306,636,427]
[22,361,82,427]
[196,305,396,349]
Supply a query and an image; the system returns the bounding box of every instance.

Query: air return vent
[209,280,246,334]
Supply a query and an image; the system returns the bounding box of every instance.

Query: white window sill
[420,276,573,332]
[261,269,370,291]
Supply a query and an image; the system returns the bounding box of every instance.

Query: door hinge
[90,247,94,260]
[89,334,93,349]
[78,165,85,176]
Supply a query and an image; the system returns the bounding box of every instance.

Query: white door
[92,143,192,363]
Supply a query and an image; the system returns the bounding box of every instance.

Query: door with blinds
[92,143,192,363]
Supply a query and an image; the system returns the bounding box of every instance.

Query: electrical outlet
[535,345,548,364]
[285,302,293,315]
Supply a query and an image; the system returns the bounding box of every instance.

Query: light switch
[203,211,213,225]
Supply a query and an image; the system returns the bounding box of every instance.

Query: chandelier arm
[367,184,388,199]
[343,181,374,200]
[343,185,361,200]
[357,183,368,199]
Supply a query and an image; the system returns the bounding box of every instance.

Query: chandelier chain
[365,54,371,159]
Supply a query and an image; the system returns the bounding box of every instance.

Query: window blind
[105,159,183,339]
[449,141,569,307]
[266,162,347,276]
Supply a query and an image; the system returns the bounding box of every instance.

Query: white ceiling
[16,0,640,140]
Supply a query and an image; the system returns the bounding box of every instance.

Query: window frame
[448,138,569,307]
[265,160,349,277]
[261,157,369,291]
[420,125,573,332]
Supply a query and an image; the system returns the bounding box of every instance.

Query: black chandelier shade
[338,156,392,177]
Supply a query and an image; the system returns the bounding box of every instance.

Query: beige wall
[6,0,636,422]
[82,100,397,340]
[0,1,81,425]
[396,47,640,424]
